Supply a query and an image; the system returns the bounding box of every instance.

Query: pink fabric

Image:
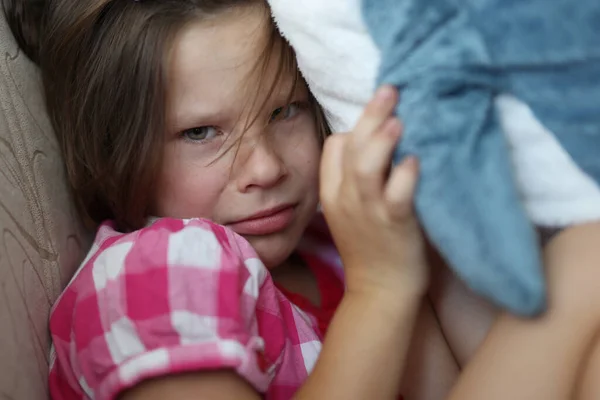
[276,252,344,338]
[48,217,341,400]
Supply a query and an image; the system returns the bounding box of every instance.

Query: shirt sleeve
[49,218,271,400]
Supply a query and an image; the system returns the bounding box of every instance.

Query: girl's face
[155,5,322,269]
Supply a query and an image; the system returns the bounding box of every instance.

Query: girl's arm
[296,290,421,399]
[447,222,600,400]
[120,371,261,400]
[121,291,423,400]
[121,291,421,400]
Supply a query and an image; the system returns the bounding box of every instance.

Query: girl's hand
[320,86,428,302]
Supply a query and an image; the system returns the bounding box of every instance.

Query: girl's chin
[246,234,298,270]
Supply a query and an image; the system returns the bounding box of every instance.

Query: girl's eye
[181,126,220,142]
[270,102,302,123]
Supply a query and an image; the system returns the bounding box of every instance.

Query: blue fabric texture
[361,0,600,316]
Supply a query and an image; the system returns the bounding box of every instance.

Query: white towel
[267,0,378,133]
[267,0,600,227]
[496,95,600,226]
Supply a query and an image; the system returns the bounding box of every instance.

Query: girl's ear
[2,0,46,64]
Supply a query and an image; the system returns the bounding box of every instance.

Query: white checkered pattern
[48,217,340,400]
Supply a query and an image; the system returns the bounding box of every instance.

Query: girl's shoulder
[91,217,258,266]
[62,217,261,289]
[48,218,277,399]
[54,217,266,313]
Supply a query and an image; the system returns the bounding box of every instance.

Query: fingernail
[376,86,395,103]
[385,118,402,137]
[406,156,419,171]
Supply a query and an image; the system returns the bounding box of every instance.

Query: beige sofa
[0,9,91,400]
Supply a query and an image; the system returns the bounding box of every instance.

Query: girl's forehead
[167,6,294,130]
[172,6,271,75]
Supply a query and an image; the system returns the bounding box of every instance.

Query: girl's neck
[271,253,321,307]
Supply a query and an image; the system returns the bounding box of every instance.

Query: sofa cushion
[0,9,91,400]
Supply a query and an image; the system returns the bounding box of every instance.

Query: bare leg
[448,222,600,400]
[401,299,459,400]
[575,329,600,400]
[428,247,498,368]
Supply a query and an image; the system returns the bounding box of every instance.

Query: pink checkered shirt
[48,217,344,400]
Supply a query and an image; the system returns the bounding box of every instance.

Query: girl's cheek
[274,115,319,146]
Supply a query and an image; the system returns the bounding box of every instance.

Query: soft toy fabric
[268,0,600,316]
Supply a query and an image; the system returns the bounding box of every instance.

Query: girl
[5,0,600,399]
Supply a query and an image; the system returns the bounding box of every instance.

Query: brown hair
[4,0,331,231]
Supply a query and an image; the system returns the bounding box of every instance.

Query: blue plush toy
[268,0,600,316]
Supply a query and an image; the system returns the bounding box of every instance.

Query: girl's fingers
[353,117,403,202]
[352,86,399,146]
[343,85,399,192]
[319,134,346,207]
[384,156,419,220]
[324,86,404,213]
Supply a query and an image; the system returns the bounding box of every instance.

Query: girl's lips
[226,205,296,236]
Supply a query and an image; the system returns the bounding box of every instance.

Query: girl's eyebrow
[170,103,231,132]
[169,76,306,133]
[266,84,307,108]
